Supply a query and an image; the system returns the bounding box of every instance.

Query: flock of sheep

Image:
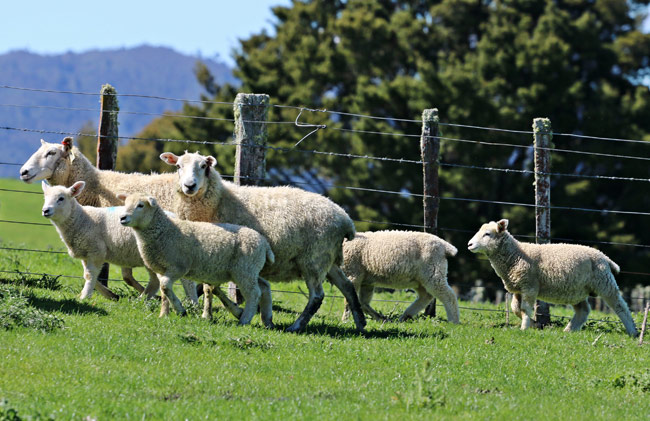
[19,137,639,337]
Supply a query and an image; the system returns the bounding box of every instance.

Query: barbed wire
[0,103,296,125]
[4,84,650,146]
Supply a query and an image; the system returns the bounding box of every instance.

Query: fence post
[533,118,552,328]
[421,108,440,318]
[639,301,649,346]
[96,84,119,287]
[229,93,270,303]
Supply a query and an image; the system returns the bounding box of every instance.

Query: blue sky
[2,0,291,65]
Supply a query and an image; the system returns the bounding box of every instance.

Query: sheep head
[20,137,74,184]
[119,193,159,229]
[467,219,509,254]
[160,151,216,197]
[41,180,85,221]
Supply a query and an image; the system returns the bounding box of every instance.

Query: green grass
[0,177,648,420]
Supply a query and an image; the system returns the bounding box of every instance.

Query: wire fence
[1,84,650,326]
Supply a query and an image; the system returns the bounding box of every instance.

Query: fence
[1,84,649,334]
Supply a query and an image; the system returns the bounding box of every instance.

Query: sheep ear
[206,156,217,167]
[61,137,73,151]
[41,180,50,192]
[69,181,85,197]
[160,152,179,166]
[40,139,47,146]
[116,193,128,202]
[147,196,158,207]
[496,219,509,233]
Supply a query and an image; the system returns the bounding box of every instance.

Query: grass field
[1,177,649,420]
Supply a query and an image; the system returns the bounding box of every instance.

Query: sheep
[21,137,199,301]
[40,181,197,302]
[159,151,367,332]
[340,230,460,323]
[118,193,275,327]
[467,219,638,336]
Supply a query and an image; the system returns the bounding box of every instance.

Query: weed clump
[394,360,446,410]
[0,272,61,291]
[0,287,64,332]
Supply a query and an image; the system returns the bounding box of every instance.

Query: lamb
[159,151,367,332]
[21,137,198,300]
[118,193,275,327]
[467,219,638,336]
[40,181,196,302]
[340,230,460,323]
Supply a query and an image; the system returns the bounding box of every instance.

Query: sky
[1,0,291,66]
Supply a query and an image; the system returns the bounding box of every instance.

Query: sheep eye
[200,164,206,169]
[46,150,56,157]
[483,232,490,237]
[57,197,64,202]
[136,203,144,208]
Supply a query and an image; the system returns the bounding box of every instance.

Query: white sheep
[468,219,638,336]
[40,181,196,302]
[340,230,460,323]
[118,193,275,327]
[21,137,198,302]
[159,151,367,332]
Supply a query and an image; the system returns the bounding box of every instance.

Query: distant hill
[0,45,235,177]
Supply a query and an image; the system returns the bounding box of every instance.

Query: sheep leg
[120,267,145,293]
[180,278,199,304]
[601,292,638,337]
[286,276,325,333]
[565,300,590,332]
[358,284,387,321]
[80,260,118,301]
[236,277,261,326]
[428,283,460,324]
[520,293,537,330]
[158,274,186,317]
[340,276,360,322]
[140,268,159,299]
[258,277,274,329]
[211,285,245,320]
[326,265,367,331]
[202,284,214,319]
[400,286,433,321]
[511,293,523,319]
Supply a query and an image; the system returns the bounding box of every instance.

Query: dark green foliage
[117,0,650,291]
[612,369,650,392]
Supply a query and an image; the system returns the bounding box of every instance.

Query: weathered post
[639,301,649,346]
[229,93,270,303]
[421,108,440,318]
[533,118,552,328]
[96,84,119,287]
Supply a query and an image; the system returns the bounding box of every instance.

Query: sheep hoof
[285,323,303,333]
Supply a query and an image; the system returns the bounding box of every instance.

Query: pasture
[1,179,648,420]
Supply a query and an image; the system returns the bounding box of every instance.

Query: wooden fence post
[639,301,649,346]
[96,84,119,287]
[533,118,552,328]
[421,108,440,318]
[229,93,270,303]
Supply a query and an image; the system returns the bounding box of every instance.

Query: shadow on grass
[270,319,428,340]
[26,295,108,316]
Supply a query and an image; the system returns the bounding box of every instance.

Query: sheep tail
[444,242,458,257]
[266,246,275,265]
[605,256,620,274]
